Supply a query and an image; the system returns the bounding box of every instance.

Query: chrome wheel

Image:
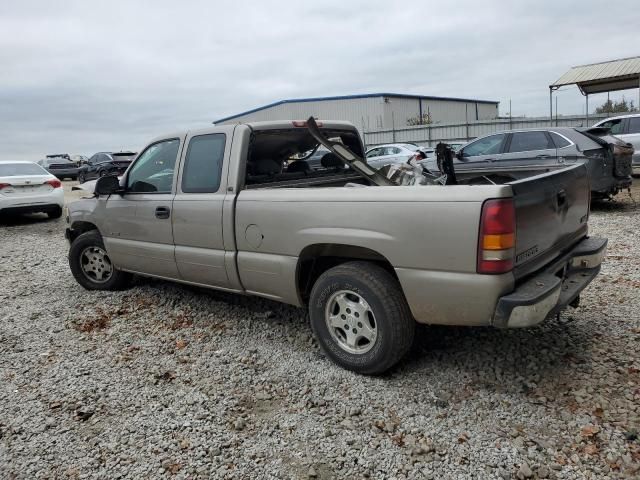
[80,246,113,283]
[325,290,377,354]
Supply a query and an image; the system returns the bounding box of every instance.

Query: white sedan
[365,143,421,170]
[0,161,65,218]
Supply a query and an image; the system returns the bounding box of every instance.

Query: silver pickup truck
[65,119,607,374]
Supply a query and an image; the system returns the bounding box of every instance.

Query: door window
[182,134,226,193]
[366,148,381,158]
[599,119,624,135]
[127,139,180,193]
[463,134,505,157]
[507,132,554,153]
[627,117,640,134]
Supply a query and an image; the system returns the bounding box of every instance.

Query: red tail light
[0,182,11,189]
[45,179,62,188]
[477,198,516,274]
[292,120,323,127]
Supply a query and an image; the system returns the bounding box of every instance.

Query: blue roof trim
[213,93,499,123]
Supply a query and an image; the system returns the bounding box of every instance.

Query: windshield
[0,163,48,176]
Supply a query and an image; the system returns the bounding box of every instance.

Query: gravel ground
[1,182,639,479]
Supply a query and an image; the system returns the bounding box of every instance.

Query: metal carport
[549,56,640,124]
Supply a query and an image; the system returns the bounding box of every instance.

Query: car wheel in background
[68,230,131,290]
[309,261,415,375]
[47,207,63,219]
[78,173,86,183]
[98,170,108,177]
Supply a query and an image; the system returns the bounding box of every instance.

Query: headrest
[253,158,281,175]
[321,152,343,169]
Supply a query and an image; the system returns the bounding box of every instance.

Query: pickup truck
[65,119,607,374]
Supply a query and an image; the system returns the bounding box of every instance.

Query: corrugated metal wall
[216,96,499,130]
[363,114,609,147]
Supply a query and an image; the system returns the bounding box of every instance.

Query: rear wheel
[47,206,63,219]
[309,261,415,375]
[98,170,108,177]
[69,230,131,290]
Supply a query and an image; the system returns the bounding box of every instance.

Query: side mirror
[95,175,122,196]
[455,150,464,160]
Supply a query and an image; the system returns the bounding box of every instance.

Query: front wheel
[78,172,86,183]
[69,230,131,290]
[309,261,415,375]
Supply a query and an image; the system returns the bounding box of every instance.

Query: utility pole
[555,96,558,126]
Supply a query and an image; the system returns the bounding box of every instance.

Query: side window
[390,147,402,155]
[181,134,225,193]
[627,117,640,134]
[88,154,98,164]
[508,132,554,153]
[366,148,380,158]
[600,119,624,135]
[463,134,505,157]
[127,139,180,193]
[550,132,571,148]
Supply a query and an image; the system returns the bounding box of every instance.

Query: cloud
[0,0,638,159]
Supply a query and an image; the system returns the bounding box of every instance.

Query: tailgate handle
[556,189,567,208]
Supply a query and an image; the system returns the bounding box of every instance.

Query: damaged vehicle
[419,128,632,198]
[65,118,606,374]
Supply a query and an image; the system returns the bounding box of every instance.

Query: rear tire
[69,230,131,290]
[309,261,415,375]
[47,207,63,219]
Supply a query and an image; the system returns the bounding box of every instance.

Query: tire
[69,230,131,290]
[47,206,63,219]
[309,261,415,375]
[98,170,108,177]
[78,173,86,184]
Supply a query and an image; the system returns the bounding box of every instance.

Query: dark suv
[422,127,633,198]
[78,152,137,183]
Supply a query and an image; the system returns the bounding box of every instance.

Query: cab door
[172,128,233,288]
[100,137,183,279]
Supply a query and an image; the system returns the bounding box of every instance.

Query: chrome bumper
[493,236,607,328]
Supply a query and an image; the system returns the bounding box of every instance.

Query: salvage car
[78,151,137,183]
[365,143,420,169]
[65,119,606,374]
[0,161,64,218]
[38,157,80,180]
[592,113,640,175]
[421,128,632,198]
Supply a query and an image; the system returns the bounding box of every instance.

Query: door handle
[155,206,171,219]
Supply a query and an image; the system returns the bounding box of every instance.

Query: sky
[1,0,639,160]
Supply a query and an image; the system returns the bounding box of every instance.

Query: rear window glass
[550,132,571,148]
[182,134,225,193]
[508,132,554,153]
[0,163,48,176]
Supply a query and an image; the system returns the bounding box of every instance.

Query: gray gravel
[1,182,639,479]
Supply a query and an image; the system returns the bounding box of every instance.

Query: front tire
[309,261,415,375]
[47,206,63,219]
[69,230,131,290]
[78,173,86,183]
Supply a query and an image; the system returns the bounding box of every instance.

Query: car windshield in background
[0,163,47,176]
[112,153,136,161]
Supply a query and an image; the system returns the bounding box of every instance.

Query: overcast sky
[1,0,639,160]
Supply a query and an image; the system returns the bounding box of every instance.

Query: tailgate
[509,164,590,279]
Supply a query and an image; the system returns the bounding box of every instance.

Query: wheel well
[296,244,397,304]
[69,221,99,242]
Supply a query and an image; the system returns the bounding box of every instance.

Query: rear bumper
[493,236,607,328]
[0,189,64,213]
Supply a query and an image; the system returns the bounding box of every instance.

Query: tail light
[0,182,11,189]
[292,120,322,128]
[45,179,62,188]
[477,198,515,274]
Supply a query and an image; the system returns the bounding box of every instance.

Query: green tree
[595,97,636,114]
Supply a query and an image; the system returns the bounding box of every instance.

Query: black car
[38,157,80,180]
[78,151,137,183]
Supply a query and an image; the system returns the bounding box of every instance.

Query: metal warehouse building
[214,93,499,131]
